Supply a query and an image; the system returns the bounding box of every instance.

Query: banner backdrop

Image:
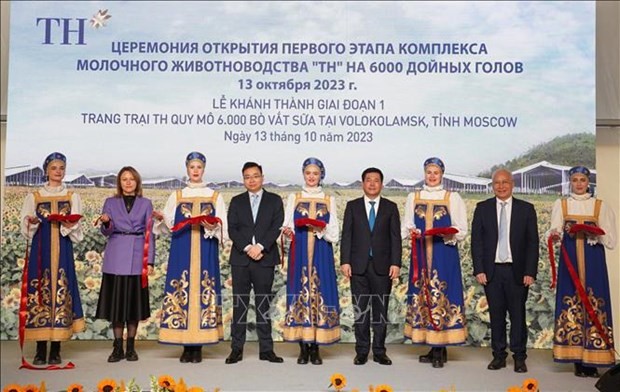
[2,1,594,345]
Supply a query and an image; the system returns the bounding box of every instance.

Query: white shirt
[548,193,617,249]
[154,181,229,241]
[364,195,380,220]
[400,184,468,245]
[20,182,84,242]
[283,185,339,243]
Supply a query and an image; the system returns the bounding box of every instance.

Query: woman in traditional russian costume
[155,152,228,363]
[548,166,617,377]
[96,166,156,362]
[401,157,468,368]
[282,157,340,365]
[19,152,85,365]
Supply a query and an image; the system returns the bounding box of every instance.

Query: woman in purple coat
[95,166,156,362]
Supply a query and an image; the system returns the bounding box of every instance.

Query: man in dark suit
[225,162,284,364]
[471,169,539,373]
[341,167,402,366]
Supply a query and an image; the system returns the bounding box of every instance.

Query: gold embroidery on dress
[555,288,614,349]
[162,270,189,328]
[414,205,427,220]
[54,268,72,327]
[296,202,310,217]
[285,266,339,328]
[315,203,328,219]
[27,269,52,327]
[180,203,193,218]
[200,203,215,216]
[200,270,222,328]
[57,201,71,216]
[433,206,448,221]
[405,269,464,329]
[37,203,52,218]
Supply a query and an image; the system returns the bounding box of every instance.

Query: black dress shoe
[225,349,243,364]
[373,354,392,365]
[180,347,192,363]
[190,347,202,363]
[487,357,506,370]
[259,351,284,363]
[514,359,528,373]
[354,354,368,365]
[48,342,61,365]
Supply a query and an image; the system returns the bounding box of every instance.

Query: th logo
[36,18,87,45]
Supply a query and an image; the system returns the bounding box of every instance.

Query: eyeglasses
[243,175,263,180]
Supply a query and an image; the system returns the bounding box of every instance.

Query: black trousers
[484,264,529,360]
[230,263,275,353]
[351,260,392,356]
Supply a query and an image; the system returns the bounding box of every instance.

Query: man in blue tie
[341,167,402,365]
[471,169,539,373]
[226,162,285,364]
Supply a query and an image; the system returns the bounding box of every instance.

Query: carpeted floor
[0,341,611,391]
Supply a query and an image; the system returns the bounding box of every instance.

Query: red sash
[47,214,82,223]
[557,242,612,349]
[294,218,326,229]
[411,229,440,331]
[141,217,153,288]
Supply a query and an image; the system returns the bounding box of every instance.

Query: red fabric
[294,218,326,228]
[410,231,440,332]
[171,215,221,232]
[410,233,421,284]
[141,217,153,288]
[424,227,458,237]
[47,214,82,223]
[547,235,558,289]
[559,243,612,349]
[568,223,605,236]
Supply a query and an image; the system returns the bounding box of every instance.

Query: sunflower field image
[0,185,558,349]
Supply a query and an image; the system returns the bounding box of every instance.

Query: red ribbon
[558,242,612,349]
[171,215,223,244]
[281,231,296,287]
[141,217,153,289]
[19,221,75,370]
[47,214,82,223]
[294,217,326,229]
[424,226,458,237]
[569,223,605,236]
[410,229,440,332]
[547,235,558,289]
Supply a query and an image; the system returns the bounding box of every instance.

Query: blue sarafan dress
[402,188,467,346]
[19,186,85,341]
[551,196,617,367]
[283,190,340,344]
[157,187,227,345]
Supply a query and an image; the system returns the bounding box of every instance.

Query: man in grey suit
[226,162,284,364]
[341,167,402,365]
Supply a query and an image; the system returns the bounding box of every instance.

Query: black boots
[297,342,309,364]
[33,341,47,365]
[419,347,447,368]
[309,343,322,365]
[125,338,138,361]
[48,341,61,365]
[108,338,125,363]
[180,346,202,363]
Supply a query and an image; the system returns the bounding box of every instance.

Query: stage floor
[0,341,610,391]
